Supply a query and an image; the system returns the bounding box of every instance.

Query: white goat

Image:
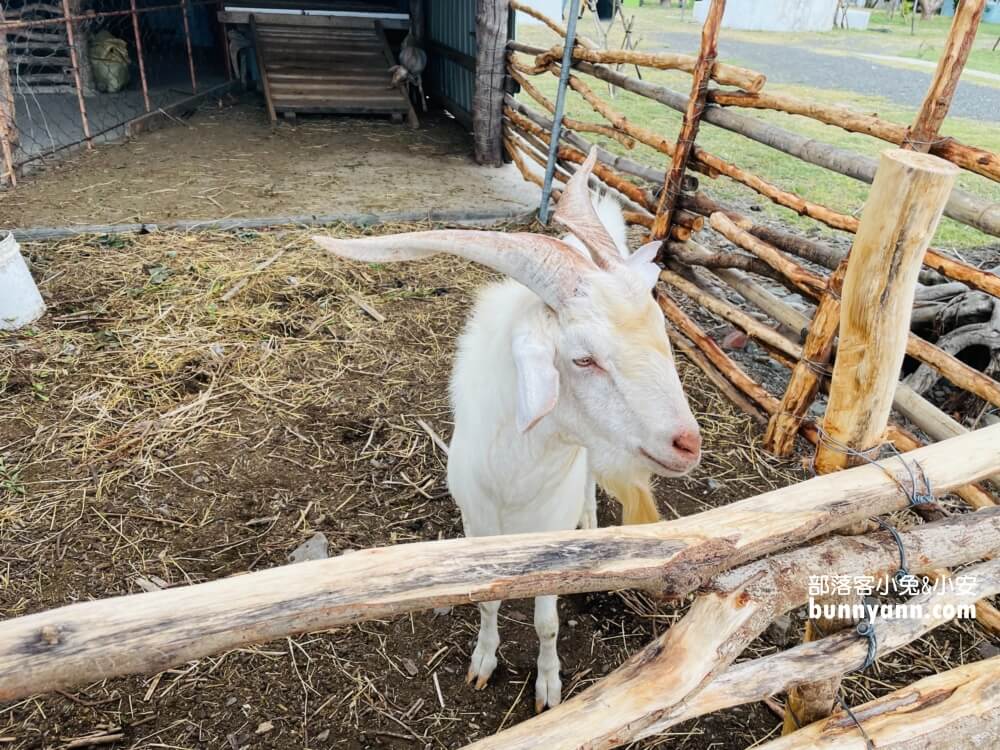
[313,149,701,712]
[389,33,427,111]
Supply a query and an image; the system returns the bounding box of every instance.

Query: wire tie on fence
[835,694,875,750]
[873,516,910,590]
[800,356,834,379]
[811,426,934,509]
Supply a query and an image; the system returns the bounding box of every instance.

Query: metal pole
[182,0,198,92]
[538,0,581,224]
[130,0,152,112]
[61,0,93,149]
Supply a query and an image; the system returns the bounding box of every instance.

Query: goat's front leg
[534,594,561,712]
[467,600,500,689]
[577,475,597,529]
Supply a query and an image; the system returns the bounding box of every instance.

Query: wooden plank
[217,11,397,29]
[249,14,277,124]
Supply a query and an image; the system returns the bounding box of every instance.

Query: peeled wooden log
[704,212,1000,415]
[709,213,827,297]
[669,330,768,423]
[4,423,1000,702]
[534,43,766,93]
[661,269,800,360]
[907,0,986,154]
[508,68,637,149]
[709,89,1000,184]
[680,189,1000,300]
[507,42,1000,238]
[702,261,997,509]
[467,512,1000,750]
[634,555,1000,743]
[762,657,1000,749]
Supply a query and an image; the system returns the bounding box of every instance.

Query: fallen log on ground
[2,426,1000,701]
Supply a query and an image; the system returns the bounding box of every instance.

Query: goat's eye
[573,356,596,368]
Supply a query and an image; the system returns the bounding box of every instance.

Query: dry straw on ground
[0,224,995,749]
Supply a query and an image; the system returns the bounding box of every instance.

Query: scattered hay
[0,224,994,749]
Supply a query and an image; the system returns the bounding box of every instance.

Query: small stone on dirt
[255,721,274,735]
[403,658,419,676]
[433,606,452,616]
[289,532,329,564]
[134,576,163,593]
[721,329,748,350]
[704,478,722,493]
[764,614,795,647]
[977,642,1000,660]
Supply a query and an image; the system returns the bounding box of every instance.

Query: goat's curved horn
[312,230,591,309]
[552,147,623,269]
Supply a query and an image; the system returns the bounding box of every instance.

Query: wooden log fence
[3,426,1000,704]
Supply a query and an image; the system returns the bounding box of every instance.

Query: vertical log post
[61,0,92,149]
[652,0,724,257]
[473,0,510,166]
[781,150,959,733]
[814,150,958,474]
[0,13,18,187]
[130,0,152,112]
[905,0,985,150]
[763,260,847,456]
[181,0,198,93]
[765,0,983,456]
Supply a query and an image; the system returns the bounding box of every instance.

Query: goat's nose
[672,429,702,459]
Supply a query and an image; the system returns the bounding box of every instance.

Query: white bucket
[0,233,46,330]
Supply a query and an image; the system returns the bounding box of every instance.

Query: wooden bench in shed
[249,14,418,128]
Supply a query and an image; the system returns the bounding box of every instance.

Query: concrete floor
[0,93,540,230]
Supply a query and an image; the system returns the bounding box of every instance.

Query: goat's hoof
[466,650,497,690]
[534,670,562,713]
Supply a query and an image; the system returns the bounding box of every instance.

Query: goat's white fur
[313,151,700,713]
[447,195,698,711]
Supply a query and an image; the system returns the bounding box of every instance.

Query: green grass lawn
[512,7,1000,250]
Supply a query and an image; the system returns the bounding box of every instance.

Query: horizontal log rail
[532,43,765,93]
[2,425,1000,702]
[465,515,1000,749]
[709,89,1000,183]
[758,656,1000,749]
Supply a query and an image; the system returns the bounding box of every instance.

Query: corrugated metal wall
[426,0,477,127]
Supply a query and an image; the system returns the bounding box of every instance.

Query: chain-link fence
[0,0,230,185]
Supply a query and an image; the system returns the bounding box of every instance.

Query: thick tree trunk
[473,0,509,165]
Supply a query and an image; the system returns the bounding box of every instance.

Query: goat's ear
[628,241,662,290]
[511,326,559,433]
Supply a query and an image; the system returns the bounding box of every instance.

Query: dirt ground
[0,94,538,230]
[2,222,996,749]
